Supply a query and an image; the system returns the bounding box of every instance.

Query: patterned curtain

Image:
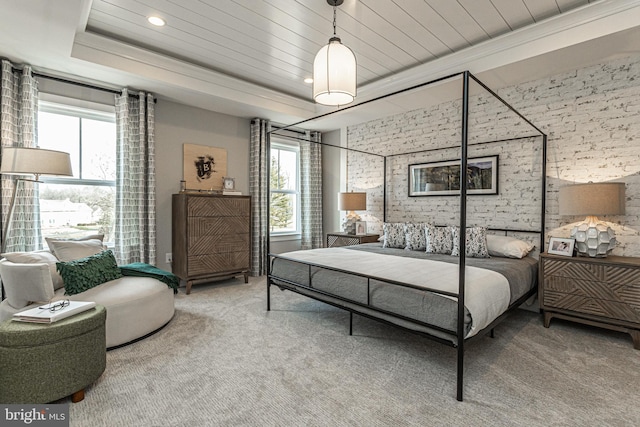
[300,131,323,249]
[249,118,270,276]
[114,89,156,265]
[0,60,40,253]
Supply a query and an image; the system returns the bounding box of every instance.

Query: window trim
[38,99,116,187]
[270,140,301,237]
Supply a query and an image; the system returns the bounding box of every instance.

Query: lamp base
[341,211,361,235]
[571,216,616,258]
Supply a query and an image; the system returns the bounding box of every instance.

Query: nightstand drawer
[543,258,640,287]
[543,290,640,325]
[544,276,638,303]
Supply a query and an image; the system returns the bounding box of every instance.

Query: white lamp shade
[338,192,366,211]
[559,182,625,216]
[1,147,73,177]
[313,38,356,106]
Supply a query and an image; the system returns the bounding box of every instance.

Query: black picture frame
[408,155,499,196]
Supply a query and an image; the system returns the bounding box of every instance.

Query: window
[270,141,300,235]
[37,99,116,246]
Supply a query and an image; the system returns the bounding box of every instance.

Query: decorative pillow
[451,226,490,258]
[1,250,64,290]
[404,222,430,251]
[0,261,55,308]
[46,236,104,262]
[487,235,534,259]
[383,222,406,248]
[57,250,122,296]
[425,225,454,254]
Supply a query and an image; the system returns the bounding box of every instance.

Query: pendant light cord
[333,4,337,37]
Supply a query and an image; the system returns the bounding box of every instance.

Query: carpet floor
[68,277,640,426]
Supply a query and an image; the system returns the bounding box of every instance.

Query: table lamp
[559,182,625,257]
[338,192,366,234]
[1,147,73,252]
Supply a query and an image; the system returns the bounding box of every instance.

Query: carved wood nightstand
[326,232,380,248]
[539,253,640,349]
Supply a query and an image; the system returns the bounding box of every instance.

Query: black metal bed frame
[265,71,547,401]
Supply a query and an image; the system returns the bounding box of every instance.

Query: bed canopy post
[456,71,471,402]
[266,129,272,310]
[541,134,547,252]
[383,157,387,222]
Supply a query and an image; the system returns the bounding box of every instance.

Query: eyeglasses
[39,299,70,312]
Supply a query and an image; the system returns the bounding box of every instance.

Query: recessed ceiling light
[304,77,314,84]
[147,16,166,27]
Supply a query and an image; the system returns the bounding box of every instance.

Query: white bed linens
[278,247,510,338]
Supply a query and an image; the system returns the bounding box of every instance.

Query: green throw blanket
[120,263,180,294]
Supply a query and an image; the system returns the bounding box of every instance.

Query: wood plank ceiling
[86,0,595,102]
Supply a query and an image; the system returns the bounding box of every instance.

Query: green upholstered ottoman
[0,305,106,403]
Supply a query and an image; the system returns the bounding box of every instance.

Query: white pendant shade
[313,38,356,106]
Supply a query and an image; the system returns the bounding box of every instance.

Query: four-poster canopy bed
[266,71,547,401]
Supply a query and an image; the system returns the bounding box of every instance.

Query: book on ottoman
[13,301,96,324]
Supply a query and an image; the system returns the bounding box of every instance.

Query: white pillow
[0,260,55,309]
[486,235,534,259]
[45,238,104,262]
[1,250,64,290]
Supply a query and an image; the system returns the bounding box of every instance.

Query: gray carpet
[69,277,640,426]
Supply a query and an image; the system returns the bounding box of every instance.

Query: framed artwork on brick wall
[408,155,498,196]
[183,143,227,191]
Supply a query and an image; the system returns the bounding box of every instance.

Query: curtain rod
[6,62,155,102]
[34,72,157,103]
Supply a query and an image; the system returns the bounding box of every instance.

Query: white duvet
[279,247,510,338]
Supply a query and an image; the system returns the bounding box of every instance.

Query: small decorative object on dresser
[223,176,235,190]
[558,182,625,257]
[326,232,379,248]
[548,237,574,257]
[539,253,640,349]
[355,221,367,236]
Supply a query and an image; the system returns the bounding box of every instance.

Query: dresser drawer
[543,289,640,325]
[187,252,250,277]
[188,196,250,217]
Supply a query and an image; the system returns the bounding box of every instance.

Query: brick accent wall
[346,55,640,256]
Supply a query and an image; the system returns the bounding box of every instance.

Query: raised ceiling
[1,0,640,130]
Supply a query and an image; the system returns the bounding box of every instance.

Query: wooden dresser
[172,193,251,294]
[539,253,640,349]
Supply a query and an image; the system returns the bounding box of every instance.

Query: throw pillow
[404,222,430,251]
[0,261,55,308]
[451,226,490,258]
[1,250,64,290]
[46,236,104,262]
[425,225,454,254]
[57,250,122,296]
[486,235,534,258]
[382,222,406,248]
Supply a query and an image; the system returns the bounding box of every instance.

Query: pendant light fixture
[313,0,357,106]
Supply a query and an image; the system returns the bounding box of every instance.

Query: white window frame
[270,140,300,240]
[36,96,117,245]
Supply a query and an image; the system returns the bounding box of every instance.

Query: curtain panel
[300,131,323,249]
[114,89,156,265]
[0,60,40,253]
[249,118,270,276]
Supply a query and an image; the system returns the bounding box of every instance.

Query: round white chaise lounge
[0,251,175,348]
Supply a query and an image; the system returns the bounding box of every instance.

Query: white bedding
[278,247,511,338]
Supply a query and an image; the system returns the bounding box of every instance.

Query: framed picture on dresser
[548,237,575,256]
